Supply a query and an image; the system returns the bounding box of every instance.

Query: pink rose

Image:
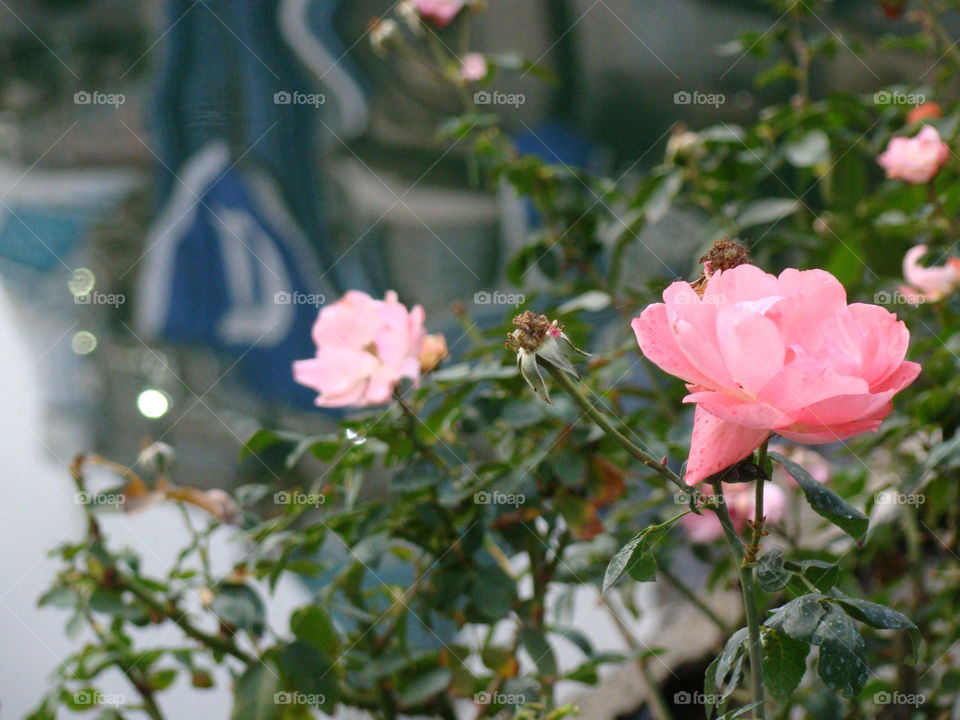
[632,264,920,485]
[460,52,488,82]
[681,482,787,543]
[414,0,466,27]
[877,125,949,184]
[900,244,960,303]
[293,290,426,407]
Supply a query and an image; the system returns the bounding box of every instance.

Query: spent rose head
[293,290,430,407]
[877,125,949,184]
[633,255,920,485]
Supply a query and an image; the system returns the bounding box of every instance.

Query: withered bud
[699,239,751,274]
[505,311,555,353]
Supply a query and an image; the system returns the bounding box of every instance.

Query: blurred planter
[329,158,501,312]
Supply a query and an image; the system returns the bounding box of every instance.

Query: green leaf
[706,628,748,719]
[795,560,840,593]
[761,627,808,700]
[784,130,830,168]
[766,594,825,643]
[290,606,339,654]
[757,549,792,592]
[770,451,868,540]
[276,641,339,711]
[471,565,517,622]
[644,171,683,223]
[148,668,178,692]
[231,663,282,720]
[602,513,685,593]
[520,626,557,678]
[397,667,452,707]
[211,584,266,637]
[811,606,869,699]
[736,198,799,229]
[832,597,921,660]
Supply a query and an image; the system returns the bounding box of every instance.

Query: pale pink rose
[460,53,487,82]
[878,125,949,184]
[414,0,466,27]
[293,290,426,407]
[681,482,787,543]
[900,244,960,303]
[632,264,920,485]
[769,444,831,486]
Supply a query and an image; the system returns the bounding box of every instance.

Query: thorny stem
[544,365,686,492]
[712,479,766,720]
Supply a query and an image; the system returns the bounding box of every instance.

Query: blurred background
[0,0,939,716]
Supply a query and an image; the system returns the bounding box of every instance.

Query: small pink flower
[632,264,920,485]
[414,0,466,27]
[681,482,787,543]
[460,53,487,82]
[293,290,426,407]
[900,244,960,303]
[878,125,949,184]
[769,444,831,486]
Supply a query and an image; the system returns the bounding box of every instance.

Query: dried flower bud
[506,312,589,402]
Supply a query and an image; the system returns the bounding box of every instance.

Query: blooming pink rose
[899,244,960,303]
[877,125,949,184]
[632,264,920,485]
[293,290,426,407]
[681,482,787,543]
[414,0,466,27]
[460,52,488,82]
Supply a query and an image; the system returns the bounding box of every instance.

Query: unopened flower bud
[419,333,448,373]
[136,442,175,474]
[370,18,401,55]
